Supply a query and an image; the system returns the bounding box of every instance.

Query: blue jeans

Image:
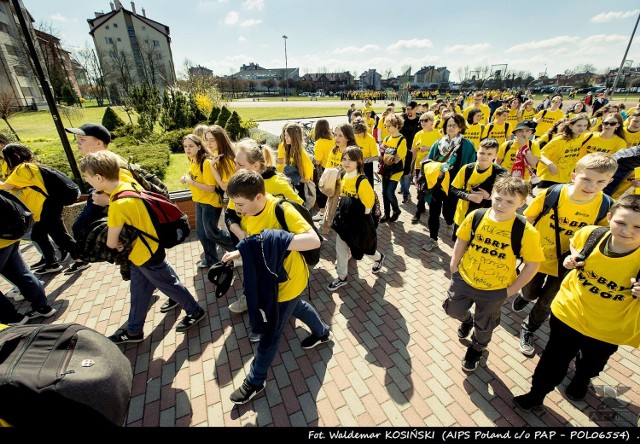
[246,295,329,387]
[381,177,399,216]
[399,174,411,197]
[195,203,222,265]
[0,242,49,311]
[127,258,201,335]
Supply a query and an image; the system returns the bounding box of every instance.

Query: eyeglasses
[602,121,618,126]
[420,120,430,123]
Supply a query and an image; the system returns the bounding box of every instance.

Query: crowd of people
[0,89,639,413]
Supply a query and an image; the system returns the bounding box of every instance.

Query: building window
[117,37,122,42]
[105,25,109,30]
[105,37,113,44]
[5,44,17,56]
[155,53,162,60]
[141,26,145,30]
[21,86,33,97]
[153,40,160,47]
[113,23,118,28]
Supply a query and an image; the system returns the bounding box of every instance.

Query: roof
[88,5,170,37]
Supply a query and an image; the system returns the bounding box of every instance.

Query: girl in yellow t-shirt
[581,113,627,157]
[311,119,334,221]
[506,97,521,129]
[379,113,407,222]
[325,123,356,169]
[277,122,314,202]
[352,117,379,186]
[565,100,587,119]
[520,99,536,122]
[180,134,221,268]
[465,109,484,150]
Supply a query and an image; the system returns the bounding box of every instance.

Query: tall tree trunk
[3,117,20,142]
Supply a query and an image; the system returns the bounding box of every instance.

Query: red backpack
[112,187,190,250]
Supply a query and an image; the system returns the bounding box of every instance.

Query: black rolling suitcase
[0,323,133,427]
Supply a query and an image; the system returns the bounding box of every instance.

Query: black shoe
[402,196,409,203]
[64,261,90,275]
[512,294,530,312]
[230,379,266,405]
[24,305,57,320]
[389,211,401,222]
[160,298,179,313]
[30,257,47,270]
[34,263,63,275]
[461,346,482,372]
[108,329,144,344]
[411,213,421,224]
[176,307,206,332]
[513,393,544,412]
[379,215,390,223]
[301,331,333,349]
[565,379,590,402]
[58,250,71,263]
[457,318,473,339]
[372,253,385,274]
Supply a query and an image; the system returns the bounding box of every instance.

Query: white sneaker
[422,238,438,251]
[312,212,324,222]
[229,294,248,313]
[7,287,23,301]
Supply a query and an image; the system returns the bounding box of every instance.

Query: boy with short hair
[221,169,332,405]
[444,176,545,372]
[512,153,617,356]
[78,151,206,344]
[514,194,640,411]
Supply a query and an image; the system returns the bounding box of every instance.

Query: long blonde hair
[282,122,306,175]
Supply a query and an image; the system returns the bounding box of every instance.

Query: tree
[0,87,21,141]
[224,111,244,141]
[72,45,109,106]
[102,106,125,132]
[263,79,276,94]
[208,106,220,125]
[215,106,231,127]
[159,88,193,131]
[128,85,161,133]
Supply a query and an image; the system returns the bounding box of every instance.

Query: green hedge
[156,128,192,153]
[111,143,170,178]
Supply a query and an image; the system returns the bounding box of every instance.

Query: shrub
[110,135,140,148]
[102,107,126,132]
[189,94,208,127]
[208,106,220,124]
[248,128,280,149]
[157,128,193,153]
[111,143,170,178]
[111,124,135,139]
[215,106,231,127]
[224,111,243,141]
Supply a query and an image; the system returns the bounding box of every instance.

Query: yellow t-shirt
[520,108,536,122]
[276,144,314,181]
[381,134,407,182]
[0,158,8,180]
[456,209,544,290]
[325,148,344,169]
[5,163,46,222]
[534,109,565,137]
[188,158,217,207]
[536,136,584,184]
[506,109,520,128]
[365,117,375,135]
[241,195,311,302]
[313,138,334,167]
[496,140,541,181]
[481,122,511,145]
[0,238,20,250]
[340,173,375,209]
[413,130,441,168]
[465,123,484,150]
[581,133,627,157]
[355,133,378,159]
[463,104,491,125]
[623,128,640,148]
[524,186,609,276]
[451,163,494,226]
[108,182,159,266]
[227,172,303,212]
[551,226,640,347]
[377,117,388,141]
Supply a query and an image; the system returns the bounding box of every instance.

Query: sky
[25,0,640,81]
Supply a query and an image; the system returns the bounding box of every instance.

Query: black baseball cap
[65,123,111,145]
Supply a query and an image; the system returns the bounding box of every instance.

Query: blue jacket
[237,229,293,341]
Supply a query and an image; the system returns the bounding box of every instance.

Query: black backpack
[29,165,80,206]
[470,208,526,258]
[356,175,381,228]
[0,190,33,240]
[274,198,322,266]
[0,323,133,427]
[126,159,169,199]
[574,226,640,282]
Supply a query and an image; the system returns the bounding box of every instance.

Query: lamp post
[282,35,288,100]
[610,11,639,99]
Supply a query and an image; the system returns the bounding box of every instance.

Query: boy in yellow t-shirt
[221,169,332,405]
[79,151,206,345]
[514,194,640,412]
[513,153,617,357]
[444,176,544,372]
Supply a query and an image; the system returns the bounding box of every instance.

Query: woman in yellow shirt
[465,109,484,150]
[379,113,407,222]
[565,100,587,119]
[581,113,627,157]
[352,118,378,186]
[311,119,334,222]
[277,123,314,202]
[520,99,536,122]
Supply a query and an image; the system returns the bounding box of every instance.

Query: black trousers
[31,200,77,264]
[528,314,618,400]
[427,187,457,241]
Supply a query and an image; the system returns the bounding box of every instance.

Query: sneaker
[379,215,390,223]
[513,393,544,412]
[461,346,483,372]
[327,277,348,291]
[512,294,530,312]
[63,261,90,275]
[312,212,324,222]
[24,305,57,320]
[176,307,206,333]
[108,329,144,344]
[196,259,213,269]
[6,287,23,301]
[58,250,71,263]
[228,294,248,314]
[160,298,179,313]
[457,318,473,339]
[389,211,401,222]
[565,379,590,402]
[422,238,438,251]
[402,195,409,203]
[248,331,262,343]
[372,253,385,274]
[7,315,29,326]
[30,257,47,270]
[411,213,421,224]
[230,379,266,405]
[519,329,535,356]
[301,330,333,349]
[34,263,63,275]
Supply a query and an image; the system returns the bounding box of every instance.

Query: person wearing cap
[462,92,491,126]
[496,120,541,184]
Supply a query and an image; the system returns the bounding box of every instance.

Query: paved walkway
[3,179,639,428]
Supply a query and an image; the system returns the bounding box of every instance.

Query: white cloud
[243,0,264,10]
[442,43,491,54]
[591,9,639,23]
[582,34,628,45]
[240,19,262,27]
[224,11,239,25]
[238,36,246,42]
[505,36,580,53]
[386,39,432,52]
[50,13,67,22]
[197,0,227,9]
[332,44,380,54]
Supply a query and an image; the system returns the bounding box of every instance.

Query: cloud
[238,36,246,42]
[243,0,264,10]
[50,13,67,22]
[505,36,580,53]
[197,0,227,9]
[332,44,380,54]
[386,39,433,52]
[224,11,239,25]
[240,19,262,27]
[442,43,491,54]
[591,9,639,23]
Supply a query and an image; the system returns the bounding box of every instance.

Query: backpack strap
[273,198,291,232]
[511,214,526,258]
[576,226,610,262]
[355,174,365,192]
[532,183,564,227]
[470,208,488,240]
[541,109,548,120]
[501,140,515,163]
[580,133,594,150]
[462,163,475,190]
[484,123,494,139]
[596,193,613,223]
